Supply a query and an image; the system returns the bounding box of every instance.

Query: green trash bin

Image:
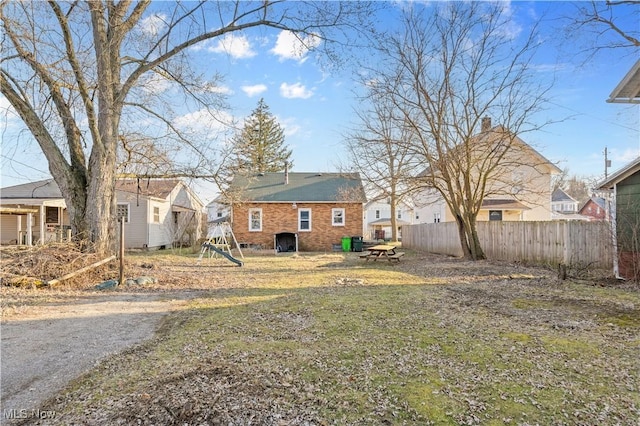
[341,236,352,252]
[351,236,363,252]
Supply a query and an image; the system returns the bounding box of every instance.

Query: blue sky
[1,1,638,203]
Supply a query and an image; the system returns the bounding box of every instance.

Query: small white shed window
[332,208,345,226]
[153,206,160,223]
[249,208,262,231]
[299,208,311,231]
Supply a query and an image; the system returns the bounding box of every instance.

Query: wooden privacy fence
[402,221,613,269]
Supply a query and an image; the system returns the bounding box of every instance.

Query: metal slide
[201,243,244,266]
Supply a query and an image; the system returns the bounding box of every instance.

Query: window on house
[375,210,380,219]
[332,208,345,226]
[299,208,311,231]
[434,213,440,223]
[45,206,59,225]
[489,210,503,221]
[397,210,402,219]
[217,211,223,218]
[173,211,179,224]
[153,207,160,223]
[249,208,262,231]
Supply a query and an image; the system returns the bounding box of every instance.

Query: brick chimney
[481,116,492,132]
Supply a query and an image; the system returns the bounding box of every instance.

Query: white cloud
[241,84,268,97]
[276,115,301,138]
[139,13,167,37]
[208,34,256,59]
[173,108,234,136]
[614,147,640,164]
[139,72,172,95]
[280,82,314,99]
[270,30,320,63]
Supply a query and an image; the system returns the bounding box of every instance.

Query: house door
[274,232,298,252]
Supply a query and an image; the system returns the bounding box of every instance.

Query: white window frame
[116,203,130,223]
[332,208,345,226]
[248,208,262,231]
[375,209,380,219]
[153,206,160,223]
[298,208,312,232]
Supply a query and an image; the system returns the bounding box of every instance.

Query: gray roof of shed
[229,172,366,203]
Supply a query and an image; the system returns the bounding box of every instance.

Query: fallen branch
[47,255,116,287]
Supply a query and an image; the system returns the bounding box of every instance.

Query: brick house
[579,197,608,221]
[227,171,366,252]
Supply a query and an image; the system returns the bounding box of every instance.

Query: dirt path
[0,291,198,423]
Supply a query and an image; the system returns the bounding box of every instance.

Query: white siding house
[0,179,204,249]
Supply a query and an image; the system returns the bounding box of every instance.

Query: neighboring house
[415,118,562,223]
[206,196,231,230]
[228,171,366,252]
[598,156,640,281]
[551,188,588,221]
[599,60,640,280]
[115,179,204,249]
[579,197,608,221]
[364,198,417,240]
[551,188,579,213]
[0,179,69,245]
[0,178,204,249]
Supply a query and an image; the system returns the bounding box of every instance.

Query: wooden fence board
[403,221,613,269]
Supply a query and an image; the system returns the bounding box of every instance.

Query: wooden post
[119,218,125,286]
[47,255,116,286]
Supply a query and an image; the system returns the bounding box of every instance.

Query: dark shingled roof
[115,179,181,199]
[229,172,366,203]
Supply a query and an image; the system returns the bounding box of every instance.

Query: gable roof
[0,179,63,199]
[116,179,181,199]
[418,123,561,178]
[579,197,606,212]
[1,178,202,207]
[598,156,640,189]
[552,188,577,203]
[229,172,366,203]
[607,59,640,104]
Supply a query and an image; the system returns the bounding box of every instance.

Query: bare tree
[567,0,640,60]
[0,1,378,254]
[343,90,420,242]
[370,3,555,260]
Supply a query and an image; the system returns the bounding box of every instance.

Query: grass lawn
[17,250,640,424]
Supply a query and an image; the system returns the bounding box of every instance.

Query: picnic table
[359,244,405,262]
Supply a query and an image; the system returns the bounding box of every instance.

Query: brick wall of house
[579,200,607,220]
[232,202,363,252]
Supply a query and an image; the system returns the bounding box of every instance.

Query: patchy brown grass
[3,247,640,425]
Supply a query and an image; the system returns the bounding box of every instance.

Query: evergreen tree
[231,99,293,174]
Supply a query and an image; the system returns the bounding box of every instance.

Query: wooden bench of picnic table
[387,252,405,262]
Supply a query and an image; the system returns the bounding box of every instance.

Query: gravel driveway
[1,292,195,424]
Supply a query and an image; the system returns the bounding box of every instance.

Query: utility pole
[604,147,611,179]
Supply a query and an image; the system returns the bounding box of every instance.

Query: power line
[548,100,639,132]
